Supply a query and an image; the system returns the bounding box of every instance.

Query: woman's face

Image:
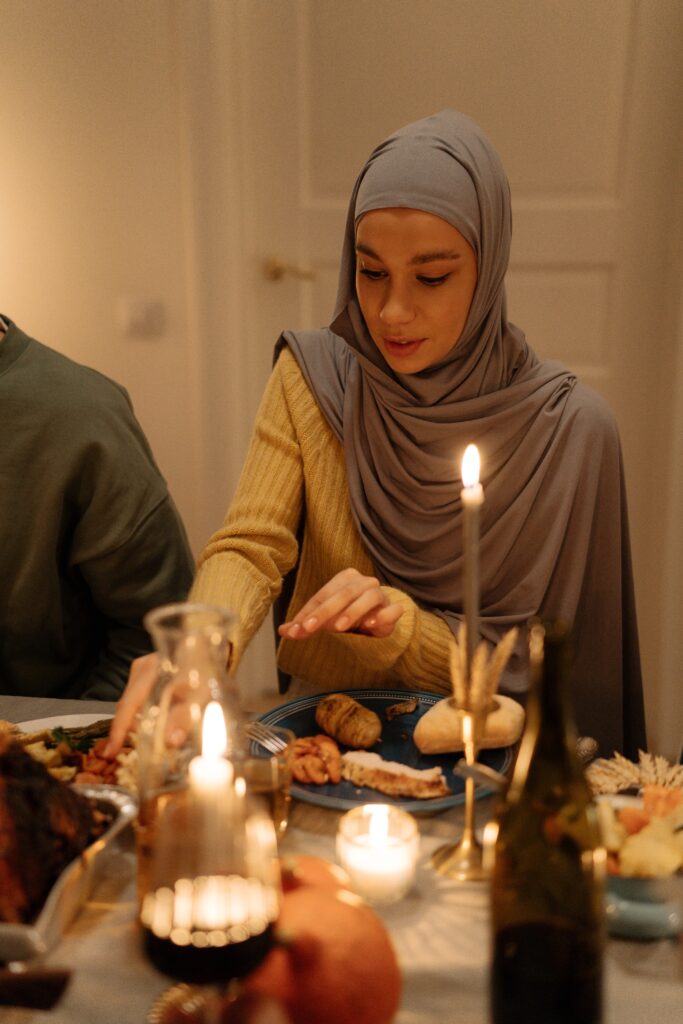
[355,208,477,374]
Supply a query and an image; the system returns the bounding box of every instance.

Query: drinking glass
[141,776,282,1024]
[140,785,281,985]
[234,726,295,838]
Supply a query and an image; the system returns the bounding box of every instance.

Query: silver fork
[245,720,289,754]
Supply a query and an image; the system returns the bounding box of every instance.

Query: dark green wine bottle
[490,621,605,1024]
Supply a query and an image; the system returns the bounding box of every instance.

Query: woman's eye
[418,273,450,287]
[359,267,386,281]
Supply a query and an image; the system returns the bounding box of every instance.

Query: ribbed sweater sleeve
[190,353,304,665]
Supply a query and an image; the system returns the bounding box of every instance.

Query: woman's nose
[379,283,415,324]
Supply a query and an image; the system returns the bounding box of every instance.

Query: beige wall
[0,0,205,549]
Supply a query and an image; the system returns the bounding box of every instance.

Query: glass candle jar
[336,803,419,904]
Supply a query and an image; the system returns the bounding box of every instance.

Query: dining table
[1,693,681,1024]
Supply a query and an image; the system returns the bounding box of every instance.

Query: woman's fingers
[290,569,375,625]
[103,652,159,756]
[279,569,380,634]
[358,600,404,637]
[278,568,401,639]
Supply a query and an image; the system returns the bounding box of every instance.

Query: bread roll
[315,694,382,749]
[413,695,524,754]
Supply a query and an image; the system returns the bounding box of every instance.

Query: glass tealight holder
[336,804,419,904]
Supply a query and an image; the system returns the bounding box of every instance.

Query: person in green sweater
[0,315,194,700]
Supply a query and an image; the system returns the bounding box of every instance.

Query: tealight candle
[336,804,419,904]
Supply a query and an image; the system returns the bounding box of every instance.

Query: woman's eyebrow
[355,242,462,264]
[411,250,462,265]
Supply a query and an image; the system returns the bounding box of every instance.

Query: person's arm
[60,376,194,701]
[77,495,194,700]
[106,358,307,751]
[323,583,455,693]
[189,355,306,667]
[277,562,456,694]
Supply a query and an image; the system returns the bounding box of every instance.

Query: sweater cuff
[190,553,273,670]
[332,586,416,671]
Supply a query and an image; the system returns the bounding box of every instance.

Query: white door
[184,0,683,755]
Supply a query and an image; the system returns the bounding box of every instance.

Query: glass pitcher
[135,602,242,903]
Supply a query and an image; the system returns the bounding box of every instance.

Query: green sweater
[0,319,194,699]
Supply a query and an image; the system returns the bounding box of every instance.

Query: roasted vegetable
[314,694,381,749]
[18,718,112,751]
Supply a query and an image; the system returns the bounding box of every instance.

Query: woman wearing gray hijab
[108,110,645,760]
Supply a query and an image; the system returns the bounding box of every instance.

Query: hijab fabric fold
[278,109,645,757]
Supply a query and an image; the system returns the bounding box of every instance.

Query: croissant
[315,694,382,749]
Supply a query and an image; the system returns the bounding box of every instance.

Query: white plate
[18,713,113,734]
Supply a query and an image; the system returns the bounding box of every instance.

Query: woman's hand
[277,568,403,640]
[102,651,159,757]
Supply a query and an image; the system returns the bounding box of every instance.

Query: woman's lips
[383,336,426,358]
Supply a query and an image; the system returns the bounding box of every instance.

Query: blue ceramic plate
[256,688,514,813]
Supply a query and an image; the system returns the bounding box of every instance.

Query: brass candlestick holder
[432,625,517,882]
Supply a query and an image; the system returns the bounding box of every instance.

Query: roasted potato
[315,693,381,749]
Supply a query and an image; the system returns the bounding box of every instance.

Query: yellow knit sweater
[190,348,453,695]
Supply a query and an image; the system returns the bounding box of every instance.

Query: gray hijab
[278,110,645,757]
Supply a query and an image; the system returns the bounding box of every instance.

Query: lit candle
[188,701,232,794]
[336,804,419,904]
[460,444,484,698]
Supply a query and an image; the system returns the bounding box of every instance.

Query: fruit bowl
[605,872,682,939]
[597,792,683,939]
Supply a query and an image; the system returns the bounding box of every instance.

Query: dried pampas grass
[587,750,683,795]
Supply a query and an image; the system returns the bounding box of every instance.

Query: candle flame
[368,804,390,845]
[201,701,227,759]
[461,444,480,488]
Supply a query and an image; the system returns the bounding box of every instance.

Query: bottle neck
[529,630,577,749]
[508,623,580,794]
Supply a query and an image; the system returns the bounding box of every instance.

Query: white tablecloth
[2,696,681,1024]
